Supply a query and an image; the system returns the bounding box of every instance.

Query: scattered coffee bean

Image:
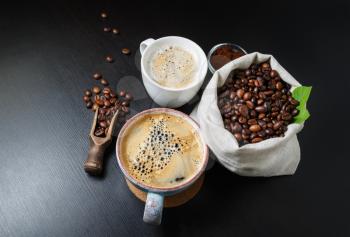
[101,79,109,86]
[83,95,90,102]
[103,27,111,32]
[100,12,108,19]
[122,48,131,55]
[92,86,101,94]
[106,56,114,63]
[217,61,299,146]
[86,101,93,109]
[119,90,126,97]
[93,73,102,80]
[85,89,92,97]
[112,28,119,34]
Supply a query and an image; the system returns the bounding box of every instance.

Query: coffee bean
[86,101,93,109]
[237,89,244,98]
[276,82,284,90]
[125,93,133,101]
[99,121,107,128]
[95,128,105,137]
[93,73,102,80]
[104,100,111,107]
[239,105,249,117]
[231,122,242,133]
[273,121,284,130]
[84,89,92,97]
[100,12,108,19]
[122,48,131,55]
[246,100,254,109]
[103,27,111,32]
[243,92,252,100]
[112,28,119,34]
[92,86,101,94]
[290,98,300,106]
[238,116,247,124]
[83,95,90,102]
[270,70,278,78]
[262,63,270,69]
[282,112,292,121]
[119,90,126,97]
[249,124,261,132]
[229,91,236,100]
[92,103,99,111]
[255,106,266,113]
[106,56,114,63]
[122,101,129,106]
[122,106,129,113]
[101,79,109,86]
[258,113,265,119]
[247,119,257,125]
[292,109,299,116]
[252,137,263,143]
[234,133,243,142]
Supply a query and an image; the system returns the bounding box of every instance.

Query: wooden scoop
[84,108,119,176]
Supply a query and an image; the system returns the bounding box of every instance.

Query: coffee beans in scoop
[83,77,132,137]
[217,61,299,146]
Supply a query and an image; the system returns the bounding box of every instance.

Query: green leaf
[292,86,312,124]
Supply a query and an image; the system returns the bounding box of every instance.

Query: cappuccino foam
[150,46,196,89]
[120,113,203,188]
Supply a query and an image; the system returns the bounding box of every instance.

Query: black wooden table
[1,1,349,236]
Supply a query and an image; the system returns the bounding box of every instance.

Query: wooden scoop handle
[84,138,109,175]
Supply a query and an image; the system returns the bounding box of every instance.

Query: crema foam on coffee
[150,46,196,89]
[120,113,203,188]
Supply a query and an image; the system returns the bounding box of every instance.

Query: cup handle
[140,38,155,55]
[143,192,164,225]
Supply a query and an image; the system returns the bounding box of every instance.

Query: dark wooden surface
[0,0,349,236]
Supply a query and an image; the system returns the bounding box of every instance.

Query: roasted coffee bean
[292,109,299,116]
[100,12,108,19]
[110,92,117,98]
[229,91,236,100]
[92,103,99,111]
[103,27,111,32]
[92,86,101,94]
[247,119,257,125]
[86,101,93,109]
[122,106,129,113]
[258,113,265,119]
[236,89,245,98]
[270,70,278,78]
[231,122,242,133]
[273,121,284,130]
[122,101,129,106]
[83,95,90,102]
[104,100,111,107]
[243,92,252,100]
[238,116,247,124]
[122,48,131,55]
[85,89,92,97]
[290,98,300,106]
[276,82,284,90]
[239,105,249,117]
[99,121,107,128]
[252,137,263,143]
[112,28,119,34]
[119,90,126,97]
[249,124,261,132]
[234,133,243,142]
[125,93,133,101]
[93,73,102,80]
[101,79,109,86]
[95,128,105,137]
[282,112,292,121]
[106,55,114,63]
[246,100,254,109]
[255,106,266,113]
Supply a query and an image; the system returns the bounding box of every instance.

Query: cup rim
[116,108,209,193]
[140,36,208,92]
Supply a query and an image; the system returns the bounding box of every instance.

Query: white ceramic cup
[140,36,208,108]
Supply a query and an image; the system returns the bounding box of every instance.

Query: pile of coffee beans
[218,61,299,146]
[83,75,132,137]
